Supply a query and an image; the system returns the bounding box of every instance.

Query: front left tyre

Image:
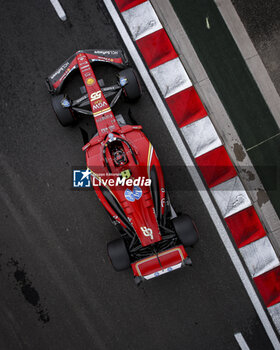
[107,238,131,271]
[51,94,76,127]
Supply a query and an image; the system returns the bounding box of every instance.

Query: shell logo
[86,78,95,86]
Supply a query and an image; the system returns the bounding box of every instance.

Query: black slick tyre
[119,68,142,100]
[51,94,75,127]
[107,238,131,271]
[172,214,199,247]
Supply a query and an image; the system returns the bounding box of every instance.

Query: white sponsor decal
[94,50,118,55]
[140,227,154,240]
[50,62,69,79]
[95,114,111,122]
[58,68,71,82]
[144,263,182,280]
[92,101,107,110]
[90,91,102,102]
[100,125,115,133]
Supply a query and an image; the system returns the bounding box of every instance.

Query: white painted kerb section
[122,1,162,40]
[181,116,222,157]
[211,176,251,218]
[268,304,280,333]
[240,237,280,277]
[151,58,192,98]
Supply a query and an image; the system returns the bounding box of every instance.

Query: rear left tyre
[172,214,199,247]
[51,94,76,127]
[107,238,131,271]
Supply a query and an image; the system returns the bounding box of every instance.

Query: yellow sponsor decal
[121,169,131,179]
[86,78,95,86]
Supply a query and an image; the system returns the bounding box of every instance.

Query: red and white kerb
[114,0,280,332]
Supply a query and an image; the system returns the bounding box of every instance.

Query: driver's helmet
[112,148,127,166]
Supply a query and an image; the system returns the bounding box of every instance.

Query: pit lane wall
[113,0,280,333]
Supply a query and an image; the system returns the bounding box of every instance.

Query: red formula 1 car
[46,49,199,284]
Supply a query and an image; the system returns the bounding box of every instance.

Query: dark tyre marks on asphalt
[8,258,50,324]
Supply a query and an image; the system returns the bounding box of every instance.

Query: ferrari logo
[140,227,154,240]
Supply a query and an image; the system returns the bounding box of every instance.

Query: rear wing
[46,49,128,94]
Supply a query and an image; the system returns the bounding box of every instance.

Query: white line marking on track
[206,16,210,29]
[103,1,280,348]
[234,332,250,350]
[50,0,67,21]
[245,132,280,152]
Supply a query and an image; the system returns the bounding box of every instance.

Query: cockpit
[103,133,137,173]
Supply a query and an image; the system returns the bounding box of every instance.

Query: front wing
[46,49,128,94]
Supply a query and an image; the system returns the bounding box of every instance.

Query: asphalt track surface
[0,1,275,349]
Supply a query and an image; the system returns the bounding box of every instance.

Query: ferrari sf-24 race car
[46,49,199,284]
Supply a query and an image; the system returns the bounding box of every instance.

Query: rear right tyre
[172,214,199,247]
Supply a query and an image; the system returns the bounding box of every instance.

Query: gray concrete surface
[232,0,280,96]
[216,0,280,135]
